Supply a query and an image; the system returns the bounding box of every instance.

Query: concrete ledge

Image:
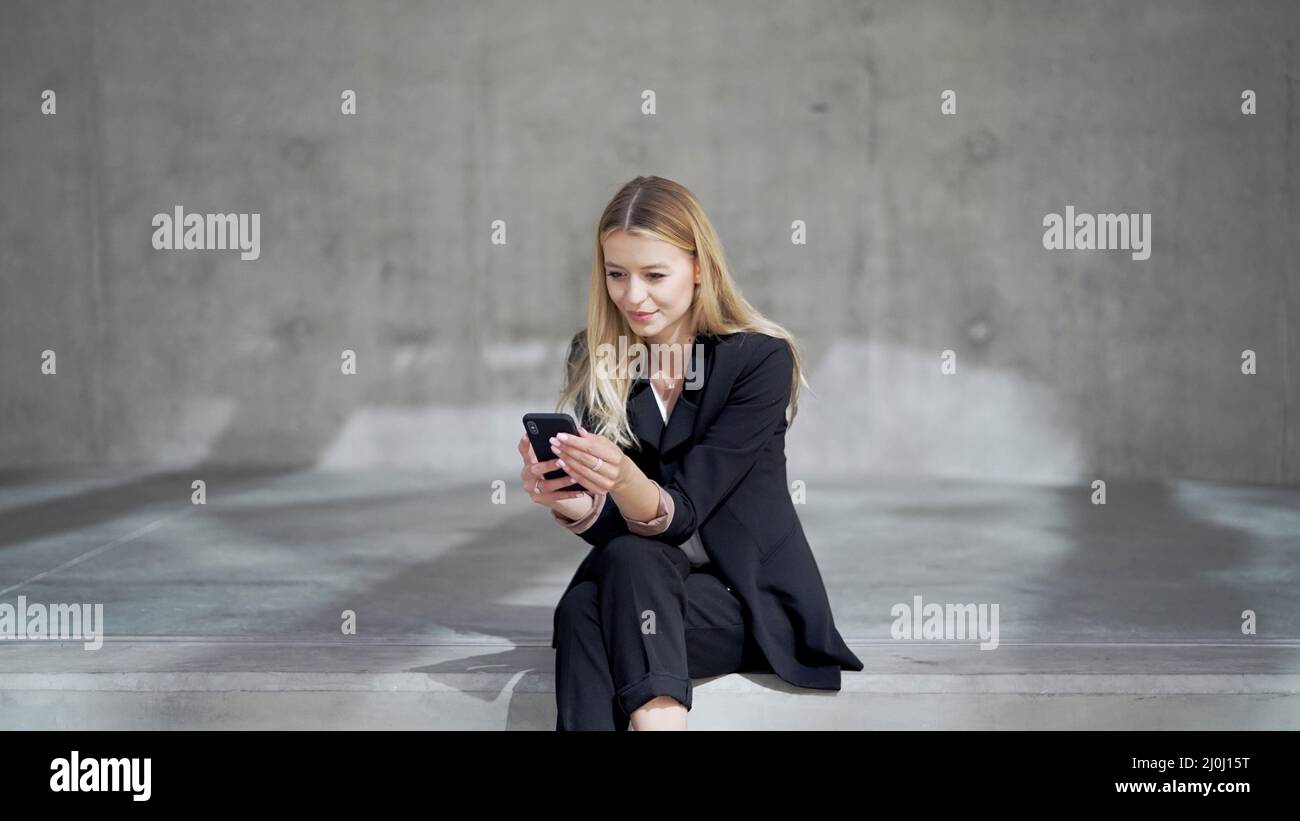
[3,640,1297,729]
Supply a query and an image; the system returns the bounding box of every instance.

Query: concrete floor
[1,468,1298,729]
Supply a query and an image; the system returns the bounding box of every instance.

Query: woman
[516,176,862,731]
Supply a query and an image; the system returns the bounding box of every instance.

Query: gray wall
[1,0,1297,485]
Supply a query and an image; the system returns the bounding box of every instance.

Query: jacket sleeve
[552,491,606,533]
[656,335,793,547]
[555,481,674,538]
[555,489,633,546]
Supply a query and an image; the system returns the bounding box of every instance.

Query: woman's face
[602,229,700,345]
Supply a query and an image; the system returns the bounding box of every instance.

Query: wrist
[609,467,641,497]
[551,492,594,519]
[610,470,661,522]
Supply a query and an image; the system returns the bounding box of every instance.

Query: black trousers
[553,533,771,731]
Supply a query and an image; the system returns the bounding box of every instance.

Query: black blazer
[549,329,863,690]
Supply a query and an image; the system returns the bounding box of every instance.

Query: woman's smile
[627,309,658,322]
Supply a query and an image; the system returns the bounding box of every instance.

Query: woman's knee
[553,580,599,638]
[591,533,675,578]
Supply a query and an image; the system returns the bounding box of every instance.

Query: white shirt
[650,383,710,567]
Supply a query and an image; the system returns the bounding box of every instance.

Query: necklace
[654,367,684,390]
[654,335,694,391]
[653,375,682,418]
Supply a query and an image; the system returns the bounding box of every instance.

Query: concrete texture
[4,645,1298,730]
[1,1,1297,485]
[1,468,1297,729]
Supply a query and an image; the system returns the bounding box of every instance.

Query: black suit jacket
[549,330,863,690]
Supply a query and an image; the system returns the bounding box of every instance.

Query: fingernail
[557,459,566,468]
[557,433,569,441]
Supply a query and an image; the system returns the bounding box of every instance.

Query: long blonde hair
[557,175,813,451]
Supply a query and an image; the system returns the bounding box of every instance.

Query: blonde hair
[556,175,813,451]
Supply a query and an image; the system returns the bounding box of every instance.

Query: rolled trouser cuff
[616,670,693,717]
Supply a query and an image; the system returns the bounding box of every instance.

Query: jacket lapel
[629,378,664,451]
[659,390,699,455]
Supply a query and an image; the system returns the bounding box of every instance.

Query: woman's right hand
[518,434,592,513]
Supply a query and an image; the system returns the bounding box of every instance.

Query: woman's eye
[606,271,665,279]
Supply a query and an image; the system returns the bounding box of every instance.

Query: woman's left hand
[550,426,640,495]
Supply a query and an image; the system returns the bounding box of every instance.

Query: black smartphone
[522,412,584,492]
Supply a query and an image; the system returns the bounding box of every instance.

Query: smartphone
[522,412,584,492]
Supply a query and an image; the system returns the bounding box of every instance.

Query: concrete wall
[1,0,1296,484]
